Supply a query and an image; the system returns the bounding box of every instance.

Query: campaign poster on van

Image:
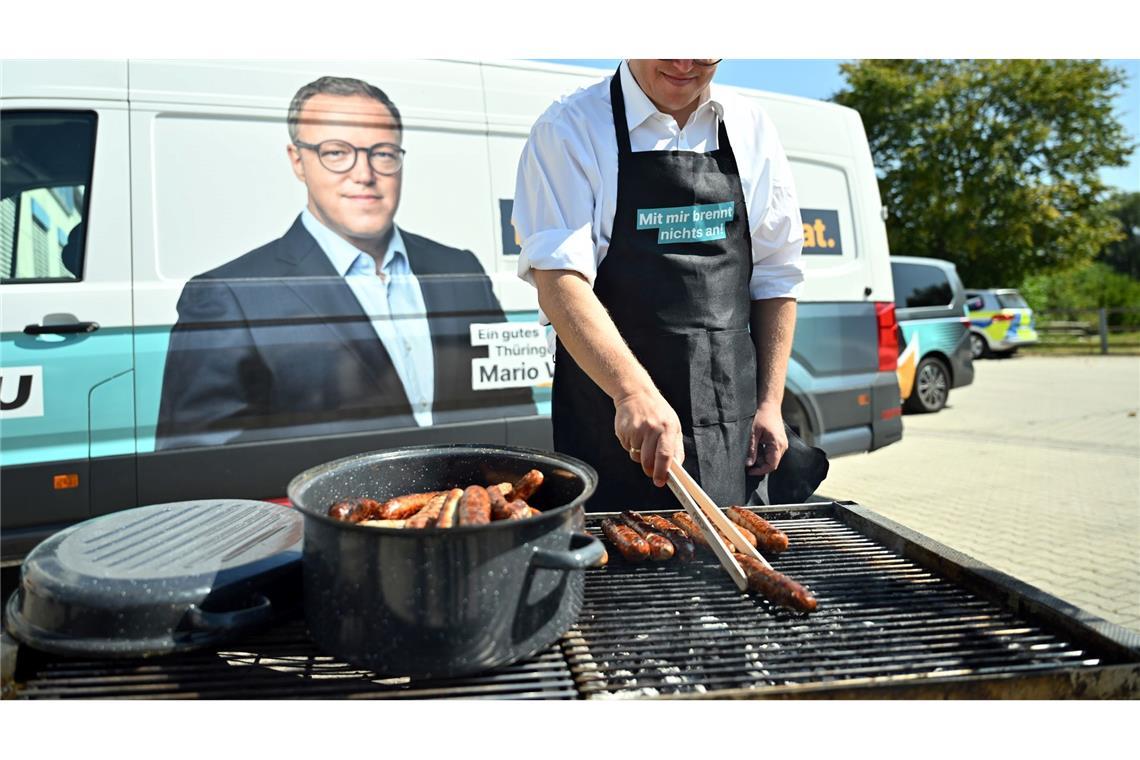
[469,322,553,390]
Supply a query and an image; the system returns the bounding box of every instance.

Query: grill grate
[568,512,1108,698]
[9,504,1135,699]
[12,621,577,700]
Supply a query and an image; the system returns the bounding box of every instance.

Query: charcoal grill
[4,501,1138,699]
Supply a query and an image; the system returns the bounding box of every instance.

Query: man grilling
[512,59,805,509]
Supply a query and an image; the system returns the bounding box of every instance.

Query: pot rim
[286,443,598,535]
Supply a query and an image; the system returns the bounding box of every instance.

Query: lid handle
[186,594,273,633]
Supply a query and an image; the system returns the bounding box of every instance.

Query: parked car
[965,288,1039,358]
[890,256,975,414]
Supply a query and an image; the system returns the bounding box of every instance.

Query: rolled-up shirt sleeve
[512,118,601,287]
[748,119,805,301]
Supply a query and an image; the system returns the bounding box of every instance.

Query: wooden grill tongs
[664,459,773,591]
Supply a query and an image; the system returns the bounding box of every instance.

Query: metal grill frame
[4,501,1138,699]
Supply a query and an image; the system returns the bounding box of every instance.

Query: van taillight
[875,302,898,372]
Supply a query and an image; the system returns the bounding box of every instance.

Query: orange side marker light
[54,473,80,490]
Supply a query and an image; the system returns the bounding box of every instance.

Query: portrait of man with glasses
[155,75,535,451]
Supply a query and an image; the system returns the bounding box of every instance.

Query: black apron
[553,70,758,511]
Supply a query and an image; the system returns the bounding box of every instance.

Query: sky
[544,59,1140,194]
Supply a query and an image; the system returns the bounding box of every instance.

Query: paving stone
[815,355,1140,633]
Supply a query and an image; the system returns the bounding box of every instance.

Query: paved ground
[816,355,1140,632]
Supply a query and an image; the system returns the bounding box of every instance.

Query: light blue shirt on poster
[301,209,434,427]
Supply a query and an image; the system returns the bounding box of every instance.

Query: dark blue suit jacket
[155,217,536,450]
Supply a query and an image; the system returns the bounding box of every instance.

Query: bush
[1020,263,1140,327]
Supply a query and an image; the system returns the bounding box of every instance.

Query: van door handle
[23,321,100,336]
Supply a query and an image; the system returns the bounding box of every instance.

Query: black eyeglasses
[294,139,406,175]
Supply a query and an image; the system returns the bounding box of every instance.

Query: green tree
[834,60,1135,286]
[1100,191,1140,279]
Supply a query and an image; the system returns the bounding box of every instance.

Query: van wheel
[904,357,950,414]
[969,332,988,360]
[782,396,815,447]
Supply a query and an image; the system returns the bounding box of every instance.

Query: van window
[966,295,984,311]
[997,292,1028,309]
[892,262,952,308]
[789,159,855,260]
[0,111,96,283]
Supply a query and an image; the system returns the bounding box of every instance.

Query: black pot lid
[5,499,302,658]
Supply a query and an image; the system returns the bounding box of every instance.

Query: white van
[0,60,901,558]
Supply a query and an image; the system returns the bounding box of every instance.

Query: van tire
[782,396,815,447]
[969,332,988,360]
[904,357,950,414]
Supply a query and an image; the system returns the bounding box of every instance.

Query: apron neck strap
[609,66,633,156]
[716,116,730,152]
[610,65,731,156]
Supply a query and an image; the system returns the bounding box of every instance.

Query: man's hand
[746,402,787,477]
[614,391,684,488]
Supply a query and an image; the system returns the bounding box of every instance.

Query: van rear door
[0,63,136,556]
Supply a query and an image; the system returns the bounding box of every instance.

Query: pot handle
[531,532,606,570]
[186,593,273,633]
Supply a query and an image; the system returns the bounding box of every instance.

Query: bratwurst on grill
[735,553,817,612]
[619,511,675,561]
[726,507,789,553]
[638,514,695,562]
[601,518,650,563]
[668,511,756,552]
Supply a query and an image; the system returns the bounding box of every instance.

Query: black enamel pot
[286,444,602,679]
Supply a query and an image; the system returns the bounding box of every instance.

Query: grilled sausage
[379,491,444,520]
[405,490,453,529]
[326,497,385,523]
[504,499,532,520]
[511,469,544,501]
[640,514,696,562]
[433,488,464,529]
[668,512,756,552]
[600,518,650,563]
[357,519,407,529]
[327,500,358,522]
[619,511,674,561]
[489,487,514,521]
[490,482,514,500]
[458,485,492,526]
[734,553,817,613]
[726,507,789,553]
[668,512,709,549]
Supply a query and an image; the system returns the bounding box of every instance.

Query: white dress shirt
[301,209,434,427]
[513,60,804,313]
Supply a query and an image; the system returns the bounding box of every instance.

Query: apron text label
[636,202,735,246]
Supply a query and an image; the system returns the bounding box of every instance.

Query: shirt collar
[618,60,724,132]
[301,208,406,277]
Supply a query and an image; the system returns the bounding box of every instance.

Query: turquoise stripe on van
[0,327,135,466]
